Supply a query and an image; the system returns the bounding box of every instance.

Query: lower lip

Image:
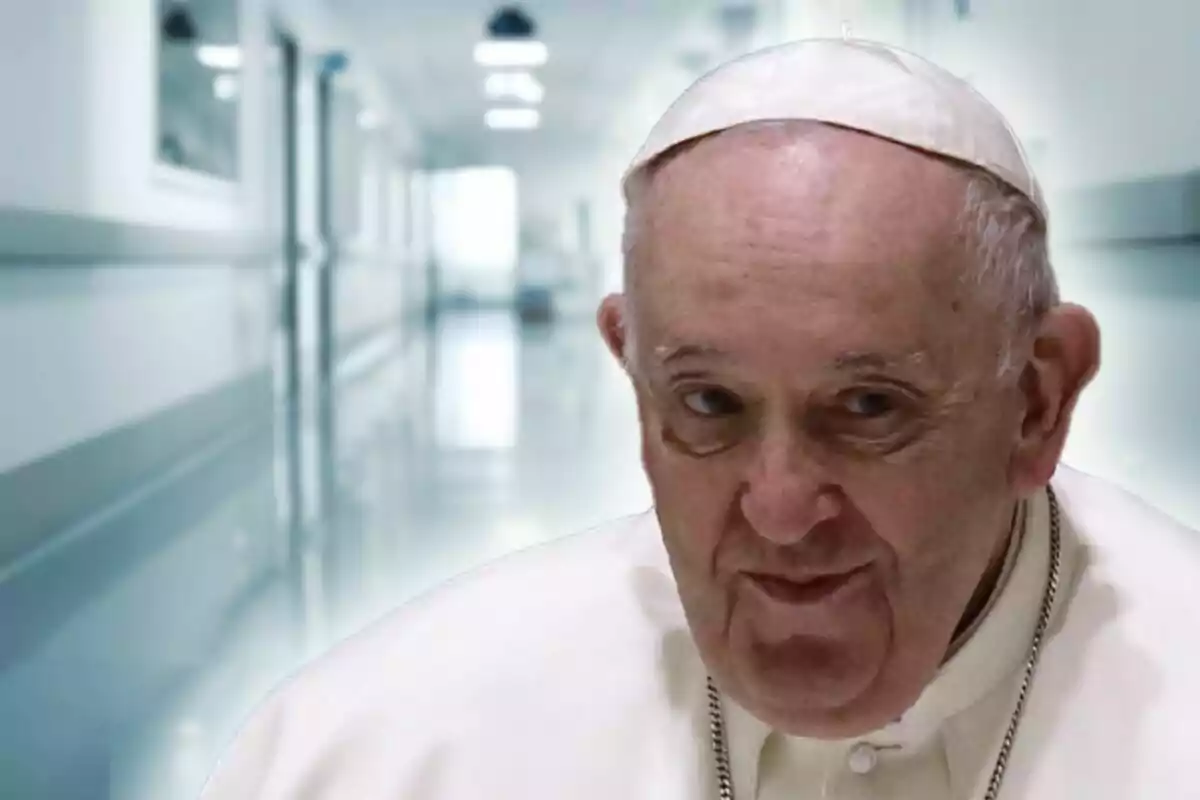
[744,566,869,605]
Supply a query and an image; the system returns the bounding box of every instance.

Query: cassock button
[847,743,879,775]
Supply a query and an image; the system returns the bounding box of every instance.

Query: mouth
[743,564,871,605]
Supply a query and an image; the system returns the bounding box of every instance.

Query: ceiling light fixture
[487,5,536,38]
[484,71,544,104]
[475,5,546,67]
[473,39,547,68]
[213,74,239,101]
[162,4,198,42]
[196,45,242,70]
[485,108,540,130]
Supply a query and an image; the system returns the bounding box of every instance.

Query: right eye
[661,386,747,457]
[680,387,744,418]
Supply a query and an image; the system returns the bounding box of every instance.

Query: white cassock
[202,464,1200,799]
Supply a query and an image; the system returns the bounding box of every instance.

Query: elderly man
[203,39,1200,799]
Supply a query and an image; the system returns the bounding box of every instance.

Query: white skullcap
[624,38,1047,220]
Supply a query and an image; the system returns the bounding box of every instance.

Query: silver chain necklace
[707,488,1062,800]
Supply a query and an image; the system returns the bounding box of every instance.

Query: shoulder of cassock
[201,510,713,799]
[202,466,1200,798]
[1009,464,1200,796]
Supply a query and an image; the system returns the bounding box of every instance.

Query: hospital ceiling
[327,0,780,168]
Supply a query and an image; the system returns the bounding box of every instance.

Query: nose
[739,428,841,546]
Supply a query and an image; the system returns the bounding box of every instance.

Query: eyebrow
[657,344,730,365]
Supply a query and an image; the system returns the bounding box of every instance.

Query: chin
[728,637,896,738]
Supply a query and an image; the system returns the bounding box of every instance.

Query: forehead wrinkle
[831,350,931,373]
[648,329,937,376]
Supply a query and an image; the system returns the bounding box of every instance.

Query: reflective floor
[1,243,1197,800]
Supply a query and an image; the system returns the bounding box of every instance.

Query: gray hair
[620,125,1059,381]
[958,168,1059,378]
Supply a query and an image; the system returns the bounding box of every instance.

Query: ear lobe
[1009,304,1101,492]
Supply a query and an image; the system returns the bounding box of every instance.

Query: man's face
[618,124,1031,737]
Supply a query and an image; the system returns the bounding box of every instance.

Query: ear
[597,293,631,369]
[1008,304,1101,494]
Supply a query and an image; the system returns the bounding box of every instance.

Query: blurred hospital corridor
[1,0,1198,797]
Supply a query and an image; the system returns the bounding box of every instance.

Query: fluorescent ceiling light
[485,108,540,130]
[485,71,544,104]
[196,45,242,70]
[473,40,548,68]
[213,74,239,101]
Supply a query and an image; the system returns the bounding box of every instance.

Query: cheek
[877,399,1014,506]
[642,426,742,576]
[639,396,738,506]
[853,460,995,561]
[846,431,1013,613]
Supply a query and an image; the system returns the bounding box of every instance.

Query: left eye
[842,390,898,418]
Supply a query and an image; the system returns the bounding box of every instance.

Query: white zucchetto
[624,38,1047,220]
